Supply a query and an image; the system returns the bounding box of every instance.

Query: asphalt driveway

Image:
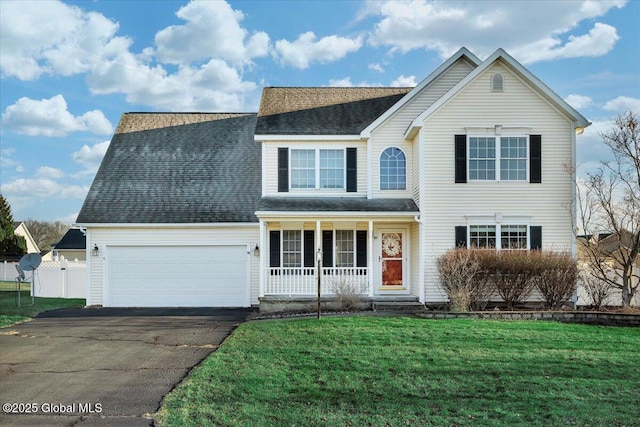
[0,307,251,426]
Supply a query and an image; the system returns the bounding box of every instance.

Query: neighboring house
[77,47,590,309]
[51,228,86,261]
[13,221,40,254]
[577,231,640,306]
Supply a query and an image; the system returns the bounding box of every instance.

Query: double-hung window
[282,230,302,267]
[335,230,355,267]
[468,224,528,250]
[290,149,344,190]
[468,136,528,181]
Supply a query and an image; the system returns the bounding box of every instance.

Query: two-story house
[76,48,589,309]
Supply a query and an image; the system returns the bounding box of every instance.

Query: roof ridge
[114,112,256,134]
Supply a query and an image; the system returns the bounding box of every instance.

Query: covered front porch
[256,197,422,307]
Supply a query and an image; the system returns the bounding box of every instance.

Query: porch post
[259,219,265,298]
[316,220,322,294]
[368,220,374,297]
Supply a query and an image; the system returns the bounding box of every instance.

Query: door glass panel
[381,232,403,286]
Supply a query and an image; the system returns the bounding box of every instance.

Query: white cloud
[565,94,594,110]
[154,0,270,65]
[275,32,363,69]
[87,55,257,111]
[0,148,23,174]
[36,166,65,180]
[391,75,417,87]
[0,0,262,112]
[58,212,78,224]
[603,96,640,113]
[0,0,132,80]
[71,141,110,173]
[368,63,384,73]
[1,178,88,200]
[512,23,620,64]
[367,0,625,63]
[2,95,113,137]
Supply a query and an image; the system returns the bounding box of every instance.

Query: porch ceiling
[257,197,419,215]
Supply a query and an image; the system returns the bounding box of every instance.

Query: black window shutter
[303,230,315,267]
[356,230,367,267]
[530,226,542,250]
[455,226,467,248]
[455,135,467,183]
[346,147,357,192]
[530,135,541,183]
[277,148,289,192]
[269,230,280,267]
[322,230,333,267]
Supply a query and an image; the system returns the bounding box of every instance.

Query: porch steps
[372,301,427,312]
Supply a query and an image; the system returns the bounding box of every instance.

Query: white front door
[375,229,409,293]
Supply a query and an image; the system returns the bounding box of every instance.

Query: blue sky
[1,0,638,222]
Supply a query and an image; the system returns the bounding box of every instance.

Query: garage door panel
[106,245,248,307]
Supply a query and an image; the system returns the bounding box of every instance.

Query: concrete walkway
[0,307,251,426]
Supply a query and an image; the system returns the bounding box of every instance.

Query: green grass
[157,317,640,427]
[0,281,85,327]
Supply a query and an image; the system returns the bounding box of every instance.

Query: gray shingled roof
[255,93,408,135]
[77,114,261,224]
[257,197,419,213]
[53,228,86,249]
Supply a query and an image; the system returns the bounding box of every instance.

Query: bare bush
[437,249,492,311]
[578,262,614,310]
[329,276,365,311]
[534,251,578,309]
[490,251,538,310]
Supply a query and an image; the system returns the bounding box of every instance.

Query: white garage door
[106,245,249,307]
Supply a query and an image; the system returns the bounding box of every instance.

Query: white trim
[404,48,590,139]
[367,135,373,199]
[379,147,408,191]
[85,228,92,306]
[261,143,267,197]
[255,134,364,141]
[467,135,529,182]
[361,47,481,138]
[290,147,346,191]
[464,215,532,250]
[464,126,531,135]
[76,222,260,228]
[259,220,265,297]
[256,211,418,219]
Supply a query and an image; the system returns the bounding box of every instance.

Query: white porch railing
[265,267,369,295]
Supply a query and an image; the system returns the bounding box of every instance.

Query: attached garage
[106,245,250,307]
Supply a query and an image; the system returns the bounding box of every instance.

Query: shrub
[437,249,491,311]
[578,262,614,310]
[534,251,578,309]
[329,276,365,311]
[490,251,538,310]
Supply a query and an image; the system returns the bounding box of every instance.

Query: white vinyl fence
[1,259,86,299]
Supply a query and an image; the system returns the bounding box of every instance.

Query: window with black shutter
[455,135,467,183]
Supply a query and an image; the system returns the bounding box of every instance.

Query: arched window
[380,147,406,190]
[491,73,504,92]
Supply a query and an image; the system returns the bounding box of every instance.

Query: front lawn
[157,317,640,427]
[0,282,85,327]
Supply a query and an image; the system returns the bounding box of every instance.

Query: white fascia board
[406,48,591,136]
[361,47,481,139]
[76,222,260,228]
[256,211,418,219]
[254,134,365,142]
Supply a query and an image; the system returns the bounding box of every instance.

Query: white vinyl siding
[370,58,476,199]
[263,140,367,196]
[421,61,576,302]
[86,226,260,306]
